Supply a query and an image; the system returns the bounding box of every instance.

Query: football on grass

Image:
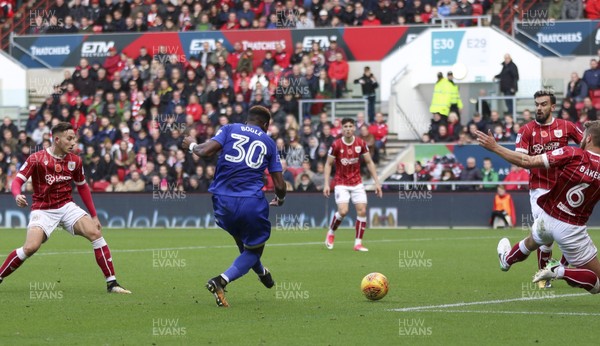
[361,272,389,301]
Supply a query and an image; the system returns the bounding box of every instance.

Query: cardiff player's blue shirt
[208,123,281,198]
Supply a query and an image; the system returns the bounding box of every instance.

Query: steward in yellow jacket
[429,72,453,117]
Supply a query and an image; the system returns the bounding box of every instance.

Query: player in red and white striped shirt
[1,122,130,294]
[515,90,584,287]
[477,122,600,294]
[323,118,382,252]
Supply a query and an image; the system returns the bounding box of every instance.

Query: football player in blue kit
[182,105,286,307]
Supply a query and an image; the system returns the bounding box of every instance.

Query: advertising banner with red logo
[12,26,427,68]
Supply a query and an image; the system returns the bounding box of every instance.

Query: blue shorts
[212,195,271,248]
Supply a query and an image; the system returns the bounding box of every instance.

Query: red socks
[561,268,600,293]
[355,217,366,240]
[93,238,116,282]
[329,212,343,231]
[537,245,552,269]
[0,239,117,284]
[0,248,27,279]
[505,240,530,266]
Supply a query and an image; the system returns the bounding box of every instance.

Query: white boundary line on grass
[417,309,600,316]
[389,292,589,312]
[1,235,501,257]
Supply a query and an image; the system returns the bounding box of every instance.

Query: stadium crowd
[11,0,600,32]
[0,29,391,193]
[3,0,600,193]
[22,0,497,33]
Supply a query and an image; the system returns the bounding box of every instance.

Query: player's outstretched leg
[234,238,273,288]
[497,237,533,271]
[325,212,344,250]
[0,227,45,284]
[206,245,264,307]
[354,216,368,252]
[537,244,553,288]
[0,249,26,284]
[534,260,600,294]
[73,216,131,294]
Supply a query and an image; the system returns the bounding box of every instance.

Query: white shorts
[28,202,88,238]
[531,210,598,267]
[529,188,550,220]
[334,184,367,205]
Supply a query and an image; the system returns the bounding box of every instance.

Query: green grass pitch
[0,227,599,345]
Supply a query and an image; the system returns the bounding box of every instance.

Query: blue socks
[223,250,261,283]
[234,241,265,276]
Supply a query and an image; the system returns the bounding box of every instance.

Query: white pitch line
[0,235,500,257]
[389,293,589,312]
[412,309,600,317]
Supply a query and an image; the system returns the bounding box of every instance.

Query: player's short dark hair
[51,122,74,136]
[533,90,556,105]
[247,105,271,124]
[341,118,355,125]
[584,121,600,147]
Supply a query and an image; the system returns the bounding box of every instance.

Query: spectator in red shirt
[64,83,80,106]
[227,42,243,70]
[249,0,265,17]
[70,109,86,132]
[0,0,14,20]
[103,47,121,79]
[221,12,240,30]
[328,52,349,99]
[362,11,381,26]
[331,118,343,138]
[503,164,529,190]
[234,70,252,94]
[368,112,388,154]
[586,0,600,19]
[421,4,433,23]
[273,43,289,69]
[186,94,204,122]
